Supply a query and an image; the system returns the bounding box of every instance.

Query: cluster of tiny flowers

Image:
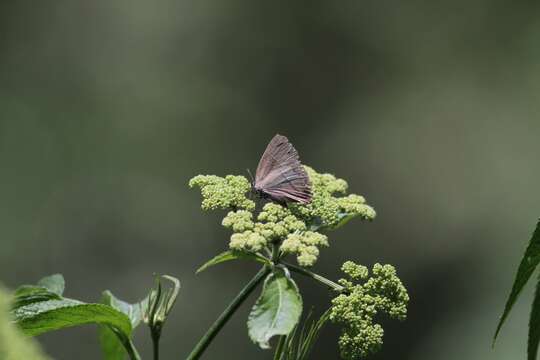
[280,231,329,267]
[289,167,376,231]
[189,175,255,211]
[189,166,375,266]
[329,261,409,360]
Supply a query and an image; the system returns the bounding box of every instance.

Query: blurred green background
[1,1,539,359]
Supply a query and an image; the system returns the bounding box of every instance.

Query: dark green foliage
[495,220,540,360]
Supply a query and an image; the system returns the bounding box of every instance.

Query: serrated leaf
[12,299,132,337]
[248,270,303,349]
[12,274,65,311]
[12,286,61,310]
[98,291,148,360]
[37,274,65,296]
[197,250,270,274]
[529,277,540,360]
[495,220,540,344]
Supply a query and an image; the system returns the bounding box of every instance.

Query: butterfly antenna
[246,168,254,184]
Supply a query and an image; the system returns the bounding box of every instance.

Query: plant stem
[283,262,345,292]
[271,243,280,262]
[151,329,160,360]
[186,266,271,360]
[124,337,142,360]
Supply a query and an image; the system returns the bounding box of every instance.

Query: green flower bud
[229,231,267,252]
[222,210,254,232]
[330,262,409,359]
[189,175,255,211]
[190,166,375,266]
[280,231,328,267]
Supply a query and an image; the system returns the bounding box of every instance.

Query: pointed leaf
[37,274,65,296]
[12,299,132,337]
[529,277,540,360]
[248,270,303,349]
[102,291,148,328]
[197,250,270,274]
[495,219,540,343]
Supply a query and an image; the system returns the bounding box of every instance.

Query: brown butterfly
[252,134,312,204]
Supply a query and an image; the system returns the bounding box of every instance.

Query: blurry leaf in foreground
[0,287,51,360]
[248,269,303,349]
[495,219,540,344]
[99,291,148,360]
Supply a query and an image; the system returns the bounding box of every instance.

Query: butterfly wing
[255,134,312,204]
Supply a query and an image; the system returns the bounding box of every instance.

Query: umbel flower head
[189,166,375,267]
[329,261,409,359]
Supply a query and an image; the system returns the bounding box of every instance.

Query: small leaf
[529,277,540,360]
[197,250,270,274]
[13,299,132,337]
[98,291,148,360]
[248,270,303,349]
[37,274,65,296]
[102,291,148,328]
[495,219,540,344]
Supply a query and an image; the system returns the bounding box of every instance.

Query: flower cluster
[189,175,255,211]
[329,261,409,359]
[190,166,375,266]
[289,167,376,230]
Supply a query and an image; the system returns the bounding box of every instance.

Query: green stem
[151,329,160,360]
[126,339,142,360]
[186,266,271,360]
[271,243,281,263]
[284,262,345,292]
[116,333,141,360]
[110,327,141,360]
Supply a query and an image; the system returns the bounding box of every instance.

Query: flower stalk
[186,266,271,360]
[284,261,345,292]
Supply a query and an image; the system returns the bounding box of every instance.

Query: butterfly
[252,134,312,205]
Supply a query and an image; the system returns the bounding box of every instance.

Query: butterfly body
[252,134,312,204]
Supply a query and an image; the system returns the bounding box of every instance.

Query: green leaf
[99,325,126,360]
[102,291,148,328]
[37,274,65,296]
[248,270,303,349]
[495,219,540,344]
[197,250,270,274]
[11,274,65,310]
[12,299,132,337]
[529,277,540,360]
[98,291,148,360]
[12,286,61,310]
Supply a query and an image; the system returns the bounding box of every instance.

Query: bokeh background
[1,1,539,359]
